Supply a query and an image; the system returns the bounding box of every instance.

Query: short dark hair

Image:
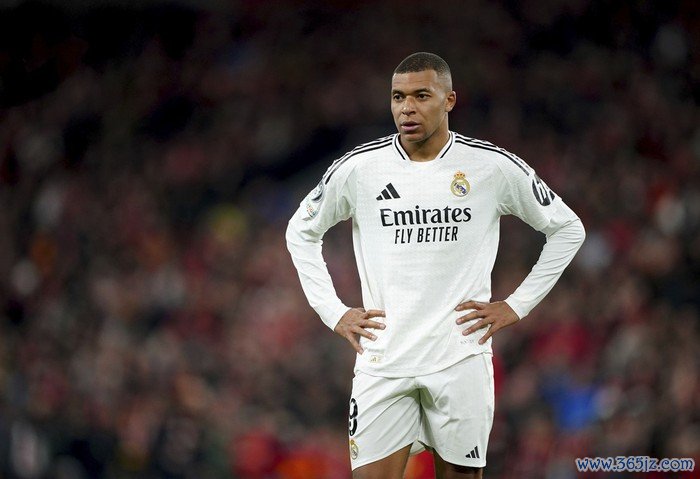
[394,52,452,88]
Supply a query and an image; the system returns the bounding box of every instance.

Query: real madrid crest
[450,171,470,197]
[349,439,359,460]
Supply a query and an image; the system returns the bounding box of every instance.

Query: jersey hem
[354,350,492,378]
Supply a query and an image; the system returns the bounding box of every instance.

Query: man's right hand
[334,308,386,354]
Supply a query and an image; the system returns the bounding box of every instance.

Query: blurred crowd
[0,1,698,478]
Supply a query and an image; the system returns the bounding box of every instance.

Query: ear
[445,90,456,113]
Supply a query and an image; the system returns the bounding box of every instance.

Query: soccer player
[286,52,585,479]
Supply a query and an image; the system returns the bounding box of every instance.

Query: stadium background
[0,0,698,478]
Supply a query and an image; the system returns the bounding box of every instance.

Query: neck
[401,123,450,162]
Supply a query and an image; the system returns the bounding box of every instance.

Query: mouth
[400,121,420,133]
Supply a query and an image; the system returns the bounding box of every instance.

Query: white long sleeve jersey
[286,132,585,377]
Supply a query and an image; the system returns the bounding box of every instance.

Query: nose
[401,98,415,115]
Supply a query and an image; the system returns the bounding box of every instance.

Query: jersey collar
[392,131,455,162]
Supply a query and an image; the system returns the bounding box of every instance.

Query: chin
[401,132,426,143]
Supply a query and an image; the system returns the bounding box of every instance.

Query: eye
[392,94,403,101]
[417,93,429,100]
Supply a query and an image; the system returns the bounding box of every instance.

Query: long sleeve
[286,159,357,330]
[504,201,585,319]
[286,210,351,330]
[494,154,585,319]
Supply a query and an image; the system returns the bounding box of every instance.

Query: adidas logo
[376,183,401,201]
[465,446,480,459]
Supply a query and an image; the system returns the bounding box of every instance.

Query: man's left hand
[455,300,520,345]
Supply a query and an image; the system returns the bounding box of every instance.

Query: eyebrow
[391,87,432,95]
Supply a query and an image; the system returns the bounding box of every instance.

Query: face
[391,69,456,145]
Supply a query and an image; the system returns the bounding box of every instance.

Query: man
[286,52,585,479]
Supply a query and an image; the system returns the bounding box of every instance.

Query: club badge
[450,171,470,197]
[350,439,359,460]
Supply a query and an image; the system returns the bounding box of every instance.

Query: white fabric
[286,132,585,377]
[348,352,495,469]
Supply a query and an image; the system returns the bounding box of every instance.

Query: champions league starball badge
[310,180,325,202]
[450,171,470,197]
[304,180,325,218]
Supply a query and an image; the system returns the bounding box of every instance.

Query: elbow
[285,217,297,250]
[543,216,586,245]
[286,214,320,250]
[574,218,586,247]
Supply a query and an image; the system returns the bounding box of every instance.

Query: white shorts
[347,353,494,470]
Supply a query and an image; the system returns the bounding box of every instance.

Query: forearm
[286,211,349,330]
[505,205,585,319]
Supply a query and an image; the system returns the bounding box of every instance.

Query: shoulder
[321,134,395,184]
[452,133,533,178]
